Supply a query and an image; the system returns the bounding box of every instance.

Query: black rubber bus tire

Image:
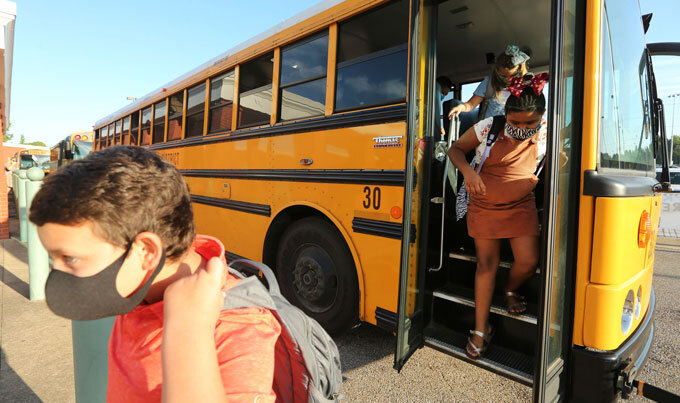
[276,217,359,335]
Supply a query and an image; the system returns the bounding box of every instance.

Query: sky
[7,0,680,146]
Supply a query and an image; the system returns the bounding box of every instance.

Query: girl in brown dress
[447,74,548,359]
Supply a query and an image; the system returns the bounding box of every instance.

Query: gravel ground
[335,244,680,402]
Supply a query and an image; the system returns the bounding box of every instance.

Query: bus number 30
[363,186,381,210]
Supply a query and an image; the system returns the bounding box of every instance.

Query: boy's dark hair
[505,86,546,116]
[436,76,453,90]
[30,146,195,260]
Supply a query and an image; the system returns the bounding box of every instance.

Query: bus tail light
[75,135,81,140]
[637,210,652,248]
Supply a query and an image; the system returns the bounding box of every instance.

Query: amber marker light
[391,206,402,219]
[637,210,652,248]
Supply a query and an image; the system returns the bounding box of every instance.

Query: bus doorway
[396,0,579,401]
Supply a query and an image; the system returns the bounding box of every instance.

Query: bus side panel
[582,266,653,349]
[590,197,652,284]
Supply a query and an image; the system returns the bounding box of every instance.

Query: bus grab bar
[429,115,460,273]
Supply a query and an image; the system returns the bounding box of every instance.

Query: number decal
[363,186,371,208]
[372,187,381,210]
[362,186,382,210]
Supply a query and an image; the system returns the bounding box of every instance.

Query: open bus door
[394,0,582,401]
[394,0,436,370]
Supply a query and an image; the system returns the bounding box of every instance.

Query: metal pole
[17,169,28,243]
[72,318,115,403]
[25,167,48,300]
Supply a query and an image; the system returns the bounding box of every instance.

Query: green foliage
[3,123,13,142]
[673,135,680,166]
[24,141,47,147]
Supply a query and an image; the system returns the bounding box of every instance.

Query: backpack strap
[475,115,505,173]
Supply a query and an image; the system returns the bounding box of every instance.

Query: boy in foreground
[30,146,280,402]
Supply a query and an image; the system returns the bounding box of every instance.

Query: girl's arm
[448,95,484,118]
[448,127,486,196]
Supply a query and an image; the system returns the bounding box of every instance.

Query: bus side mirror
[64,150,73,160]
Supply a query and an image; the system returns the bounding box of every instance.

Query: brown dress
[467,131,540,239]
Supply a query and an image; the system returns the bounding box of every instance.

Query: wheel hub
[290,245,338,313]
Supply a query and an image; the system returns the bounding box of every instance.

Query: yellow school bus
[93,0,679,400]
[15,147,50,173]
[50,131,93,171]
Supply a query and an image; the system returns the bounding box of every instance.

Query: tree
[24,141,46,147]
[3,122,14,142]
[673,135,680,166]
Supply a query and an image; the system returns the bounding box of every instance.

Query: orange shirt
[107,235,280,402]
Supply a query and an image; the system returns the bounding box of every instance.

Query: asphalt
[0,229,677,402]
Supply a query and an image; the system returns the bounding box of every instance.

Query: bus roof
[93,0,376,128]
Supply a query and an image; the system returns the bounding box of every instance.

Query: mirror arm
[655,98,672,191]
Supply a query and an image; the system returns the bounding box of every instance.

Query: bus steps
[433,285,538,325]
[424,324,533,386]
[448,252,541,274]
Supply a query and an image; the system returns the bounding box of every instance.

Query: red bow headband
[507,72,549,97]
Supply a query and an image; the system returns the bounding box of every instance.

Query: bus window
[141,107,152,145]
[335,0,408,112]
[94,129,100,150]
[599,0,654,174]
[153,100,167,144]
[130,111,140,145]
[208,71,235,133]
[114,119,122,145]
[186,83,205,138]
[107,123,114,146]
[238,52,274,128]
[101,125,108,148]
[279,32,328,121]
[122,116,130,145]
[168,92,184,141]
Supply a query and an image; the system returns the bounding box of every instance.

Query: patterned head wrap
[505,45,530,66]
[506,73,549,98]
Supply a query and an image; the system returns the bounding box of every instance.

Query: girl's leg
[506,236,540,312]
[470,238,501,349]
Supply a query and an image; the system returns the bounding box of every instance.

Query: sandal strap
[467,337,484,355]
[469,330,486,338]
[505,291,525,299]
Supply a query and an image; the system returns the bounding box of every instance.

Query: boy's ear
[133,232,164,272]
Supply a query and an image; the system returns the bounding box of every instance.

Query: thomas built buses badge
[372,135,403,148]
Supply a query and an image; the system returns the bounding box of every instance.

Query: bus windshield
[72,140,92,160]
[20,154,50,170]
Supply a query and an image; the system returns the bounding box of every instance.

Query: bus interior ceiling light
[449,6,468,15]
[456,21,473,29]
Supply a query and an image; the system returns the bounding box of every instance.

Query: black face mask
[45,246,166,321]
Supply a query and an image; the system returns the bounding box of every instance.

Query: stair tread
[432,284,538,325]
[448,251,541,274]
[425,324,533,386]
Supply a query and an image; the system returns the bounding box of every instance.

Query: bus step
[448,252,541,274]
[433,286,538,325]
[424,324,533,386]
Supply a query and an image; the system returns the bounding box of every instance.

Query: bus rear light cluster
[621,290,635,335]
[637,210,652,248]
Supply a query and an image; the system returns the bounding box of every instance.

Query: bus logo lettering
[372,136,403,148]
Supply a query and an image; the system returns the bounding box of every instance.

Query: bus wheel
[276,217,359,335]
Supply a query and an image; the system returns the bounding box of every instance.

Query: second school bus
[93,0,679,400]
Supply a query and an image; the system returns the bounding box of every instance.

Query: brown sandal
[505,291,527,315]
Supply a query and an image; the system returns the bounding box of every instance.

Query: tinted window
[168,92,184,141]
[335,0,409,111]
[122,116,130,145]
[280,78,326,121]
[209,71,235,133]
[130,111,140,145]
[153,100,167,144]
[114,120,121,145]
[100,126,108,148]
[281,34,328,85]
[141,107,152,145]
[186,83,205,138]
[239,53,273,128]
[108,123,114,145]
[599,0,654,173]
[279,32,328,121]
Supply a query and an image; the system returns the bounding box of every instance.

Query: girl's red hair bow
[507,72,549,97]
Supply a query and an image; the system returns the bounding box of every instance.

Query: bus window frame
[207,69,236,134]
[278,29,329,123]
[167,91,184,142]
[185,82,207,138]
[237,52,275,129]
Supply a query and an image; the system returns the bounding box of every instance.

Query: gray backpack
[224,259,342,402]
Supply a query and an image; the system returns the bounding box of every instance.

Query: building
[0,0,16,239]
